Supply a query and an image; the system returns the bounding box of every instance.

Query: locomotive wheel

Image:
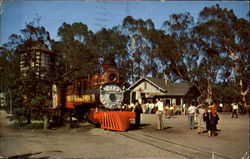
[74,106,85,122]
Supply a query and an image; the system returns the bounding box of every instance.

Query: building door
[165,98,171,106]
[132,92,136,103]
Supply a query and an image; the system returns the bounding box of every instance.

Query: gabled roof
[127,77,168,92]
[145,77,168,91]
[127,77,199,96]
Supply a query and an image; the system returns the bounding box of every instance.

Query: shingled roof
[164,82,196,96]
[127,77,198,96]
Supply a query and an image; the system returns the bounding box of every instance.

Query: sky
[0,1,249,45]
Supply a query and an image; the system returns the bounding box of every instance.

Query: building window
[144,82,147,89]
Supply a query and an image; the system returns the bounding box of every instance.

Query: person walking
[134,100,142,127]
[204,106,216,137]
[197,104,206,134]
[231,103,238,118]
[187,103,196,129]
[155,98,164,130]
[214,110,220,131]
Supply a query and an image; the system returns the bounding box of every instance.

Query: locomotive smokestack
[102,57,116,71]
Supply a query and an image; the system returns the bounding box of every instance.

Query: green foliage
[212,84,241,104]
[1,19,53,123]
[52,22,98,79]
[94,28,130,82]
[9,121,44,129]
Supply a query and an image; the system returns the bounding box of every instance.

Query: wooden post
[44,114,49,130]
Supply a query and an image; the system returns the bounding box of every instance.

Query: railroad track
[117,131,233,159]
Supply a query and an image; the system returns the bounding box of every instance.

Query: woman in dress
[204,106,216,137]
[197,104,206,134]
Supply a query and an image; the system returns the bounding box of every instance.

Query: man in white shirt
[155,98,164,130]
[188,103,196,129]
[232,103,238,118]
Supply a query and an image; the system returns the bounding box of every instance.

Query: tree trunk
[206,66,213,105]
[240,80,249,114]
[8,89,12,114]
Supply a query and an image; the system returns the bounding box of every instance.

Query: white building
[126,77,201,106]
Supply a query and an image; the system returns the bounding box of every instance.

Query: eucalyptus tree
[0,34,22,93]
[143,29,179,82]
[193,4,234,102]
[93,28,129,83]
[121,16,164,82]
[121,16,146,82]
[161,12,198,82]
[229,16,250,109]
[53,22,98,79]
[193,4,249,105]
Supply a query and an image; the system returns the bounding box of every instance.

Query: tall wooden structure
[20,46,56,78]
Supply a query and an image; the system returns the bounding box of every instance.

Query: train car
[54,58,135,131]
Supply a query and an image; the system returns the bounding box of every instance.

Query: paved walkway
[138,112,249,159]
[0,110,249,159]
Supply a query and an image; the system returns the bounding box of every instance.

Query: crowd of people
[126,101,182,117]
[187,103,220,137]
[126,99,241,137]
[187,102,241,137]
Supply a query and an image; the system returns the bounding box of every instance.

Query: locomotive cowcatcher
[53,58,135,131]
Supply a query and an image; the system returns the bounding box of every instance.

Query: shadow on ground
[8,152,49,159]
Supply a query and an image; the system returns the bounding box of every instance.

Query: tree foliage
[1,19,53,123]
[52,22,98,79]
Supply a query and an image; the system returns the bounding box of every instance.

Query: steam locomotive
[53,58,135,129]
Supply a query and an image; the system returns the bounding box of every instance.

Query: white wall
[130,81,164,104]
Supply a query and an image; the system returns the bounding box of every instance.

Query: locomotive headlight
[109,73,117,82]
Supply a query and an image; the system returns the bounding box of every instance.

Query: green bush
[9,121,44,129]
